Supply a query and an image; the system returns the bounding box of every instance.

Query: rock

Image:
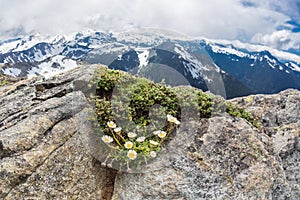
[112,116,294,199]
[232,89,300,199]
[112,89,300,199]
[0,65,299,199]
[0,65,117,199]
[0,72,23,88]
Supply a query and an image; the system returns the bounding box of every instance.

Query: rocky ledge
[0,65,299,199]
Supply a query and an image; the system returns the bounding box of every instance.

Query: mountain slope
[0,30,299,98]
[200,40,300,94]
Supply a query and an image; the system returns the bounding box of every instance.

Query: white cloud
[243,0,300,23]
[0,0,297,50]
[252,30,300,50]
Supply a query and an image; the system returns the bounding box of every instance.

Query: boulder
[0,65,117,200]
[0,65,299,199]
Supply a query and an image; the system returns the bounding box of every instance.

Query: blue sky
[0,0,299,51]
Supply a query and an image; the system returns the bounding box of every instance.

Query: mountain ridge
[0,30,299,98]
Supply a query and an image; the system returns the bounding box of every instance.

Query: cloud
[0,0,297,49]
[252,30,300,50]
[245,0,300,24]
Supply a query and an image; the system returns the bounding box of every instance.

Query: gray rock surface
[0,65,299,200]
[232,90,300,199]
[0,65,117,200]
[112,116,297,199]
[112,90,300,200]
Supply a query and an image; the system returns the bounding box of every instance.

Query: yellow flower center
[108,121,116,128]
[127,150,137,160]
[169,117,175,123]
[158,131,167,138]
[124,141,133,149]
[128,152,135,158]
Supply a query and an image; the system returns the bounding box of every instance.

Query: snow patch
[136,49,149,67]
[2,68,21,77]
[28,55,77,79]
[264,55,277,69]
[201,37,300,63]
[211,45,249,58]
[0,39,21,53]
[174,44,212,80]
[288,62,300,73]
[3,34,65,53]
[88,43,129,55]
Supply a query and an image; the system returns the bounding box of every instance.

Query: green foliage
[194,89,259,128]
[90,67,180,127]
[0,74,10,87]
[226,102,260,128]
[129,81,180,125]
[91,67,122,99]
[197,91,214,118]
[193,89,259,128]
[88,67,181,170]
[94,98,114,129]
[0,80,9,87]
[88,66,260,171]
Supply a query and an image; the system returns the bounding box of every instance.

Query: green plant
[0,74,10,87]
[91,67,122,99]
[197,91,214,118]
[129,81,180,125]
[194,89,259,128]
[88,67,181,171]
[226,102,260,128]
[88,66,260,171]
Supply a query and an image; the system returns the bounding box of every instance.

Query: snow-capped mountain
[1,55,77,79]
[0,29,299,98]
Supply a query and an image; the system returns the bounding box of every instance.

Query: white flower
[101,135,113,144]
[136,136,146,142]
[127,150,137,160]
[167,114,180,124]
[150,140,159,146]
[107,121,117,128]
[114,127,122,133]
[124,141,133,149]
[127,132,137,138]
[157,131,167,139]
[153,130,160,135]
[174,119,181,125]
[150,151,157,158]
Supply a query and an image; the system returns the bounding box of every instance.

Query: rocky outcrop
[112,99,299,199]
[232,90,300,199]
[0,65,117,199]
[0,65,299,199]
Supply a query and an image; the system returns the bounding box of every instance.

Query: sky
[0,0,300,51]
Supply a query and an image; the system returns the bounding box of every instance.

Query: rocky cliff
[0,65,299,199]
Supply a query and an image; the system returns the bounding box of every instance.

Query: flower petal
[127,150,137,160]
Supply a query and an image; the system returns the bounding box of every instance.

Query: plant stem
[110,129,122,147]
[117,132,126,142]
